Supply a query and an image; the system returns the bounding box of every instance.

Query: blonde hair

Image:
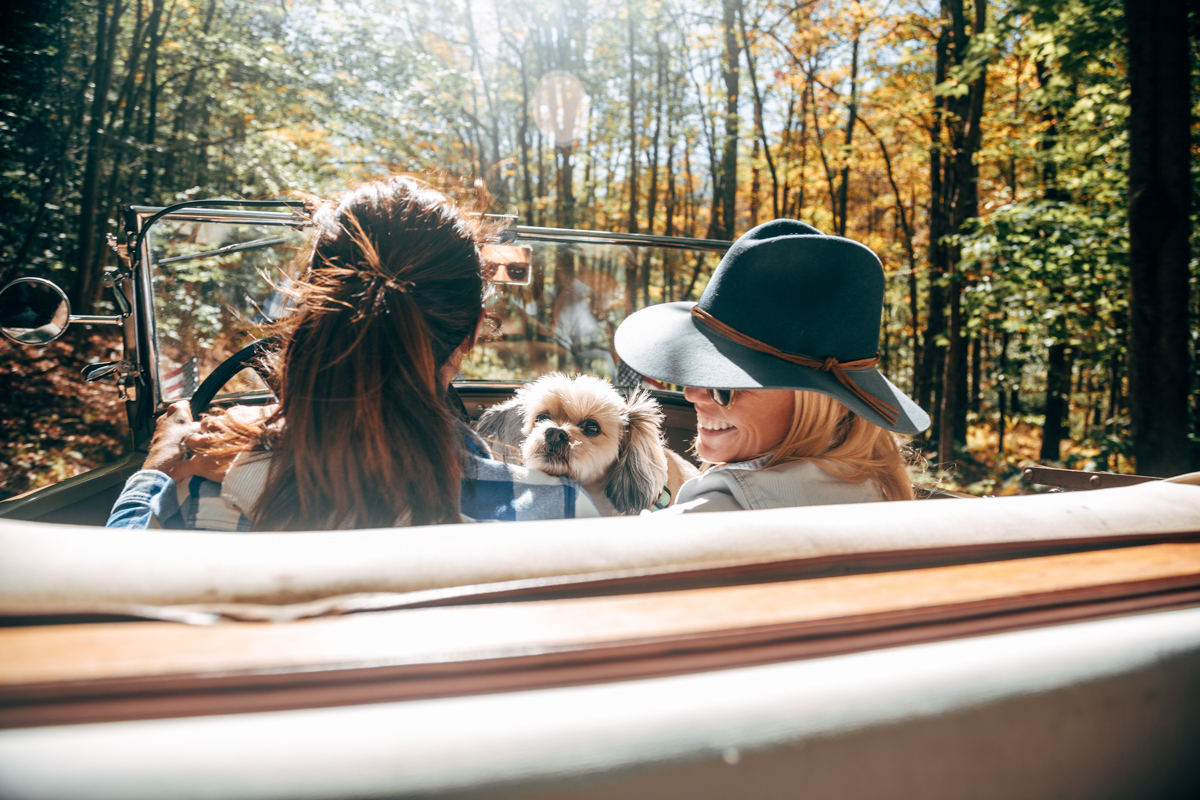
[765,391,914,501]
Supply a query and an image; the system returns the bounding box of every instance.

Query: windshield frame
[129,201,733,414]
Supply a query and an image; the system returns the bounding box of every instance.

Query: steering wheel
[189,337,279,420]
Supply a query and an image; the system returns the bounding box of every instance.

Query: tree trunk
[15,14,98,279]
[795,75,810,220]
[91,0,160,306]
[582,104,595,227]
[920,28,950,442]
[73,0,125,315]
[1081,369,1094,442]
[518,47,534,223]
[641,28,664,307]
[157,0,215,194]
[683,135,696,238]
[749,139,761,228]
[865,118,920,397]
[938,283,964,465]
[954,0,986,451]
[1010,346,1023,416]
[1107,357,1120,435]
[780,86,795,216]
[997,325,1009,454]
[557,144,575,228]
[626,0,639,235]
[137,0,171,202]
[665,73,678,240]
[718,0,740,239]
[737,0,779,218]
[835,30,860,237]
[969,335,982,414]
[462,1,488,180]
[1125,0,1191,477]
[1040,343,1069,462]
[952,322,969,446]
[535,130,545,226]
[646,28,664,236]
[811,85,839,229]
[934,0,987,466]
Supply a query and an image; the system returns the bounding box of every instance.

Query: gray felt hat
[614,219,930,434]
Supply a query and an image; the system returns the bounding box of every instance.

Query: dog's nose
[545,427,568,445]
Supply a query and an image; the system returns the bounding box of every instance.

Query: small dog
[475,373,698,515]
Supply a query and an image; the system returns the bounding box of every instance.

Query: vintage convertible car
[1,202,1199,799]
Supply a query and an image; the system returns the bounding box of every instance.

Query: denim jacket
[107,425,599,530]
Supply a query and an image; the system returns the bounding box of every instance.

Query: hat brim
[614,302,931,435]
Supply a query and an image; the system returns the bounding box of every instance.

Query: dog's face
[520,374,627,485]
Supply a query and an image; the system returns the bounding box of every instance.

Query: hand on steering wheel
[141,337,276,483]
[188,336,278,419]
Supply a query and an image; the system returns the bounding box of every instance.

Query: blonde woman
[614,219,929,513]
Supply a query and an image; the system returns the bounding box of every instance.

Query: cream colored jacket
[659,456,883,514]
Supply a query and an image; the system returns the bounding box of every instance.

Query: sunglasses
[705,388,737,408]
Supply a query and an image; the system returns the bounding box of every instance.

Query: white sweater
[659,456,883,514]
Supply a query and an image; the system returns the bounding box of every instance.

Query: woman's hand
[142,401,201,481]
[179,403,278,484]
[145,402,277,484]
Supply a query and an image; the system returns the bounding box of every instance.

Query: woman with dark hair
[108,177,598,530]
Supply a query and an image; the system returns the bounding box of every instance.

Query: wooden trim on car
[3,543,1200,729]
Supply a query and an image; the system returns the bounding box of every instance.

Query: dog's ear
[605,389,669,514]
[473,393,529,464]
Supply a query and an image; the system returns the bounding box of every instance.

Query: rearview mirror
[481,244,533,286]
[0,278,71,345]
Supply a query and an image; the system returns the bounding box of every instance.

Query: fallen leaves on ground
[914,417,1134,497]
[0,330,130,499]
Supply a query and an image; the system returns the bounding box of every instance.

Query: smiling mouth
[697,414,734,432]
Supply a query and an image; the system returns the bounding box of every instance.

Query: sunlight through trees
[0,0,1196,479]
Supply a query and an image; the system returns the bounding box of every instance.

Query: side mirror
[0,278,71,345]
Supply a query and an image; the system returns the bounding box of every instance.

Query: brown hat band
[690,306,900,426]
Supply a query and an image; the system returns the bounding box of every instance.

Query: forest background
[0,0,1196,496]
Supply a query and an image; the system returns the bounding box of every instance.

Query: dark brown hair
[210,176,486,529]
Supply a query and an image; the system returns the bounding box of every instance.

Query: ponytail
[204,177,486,530]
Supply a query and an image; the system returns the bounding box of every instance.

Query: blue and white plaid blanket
[107,426,599,530]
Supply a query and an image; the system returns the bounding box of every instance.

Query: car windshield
[140,206,727,408]
[143,209,307,403]
[467,232,725,383]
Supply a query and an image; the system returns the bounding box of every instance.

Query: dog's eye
[582,419,601,437]
[535,413,552,423]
